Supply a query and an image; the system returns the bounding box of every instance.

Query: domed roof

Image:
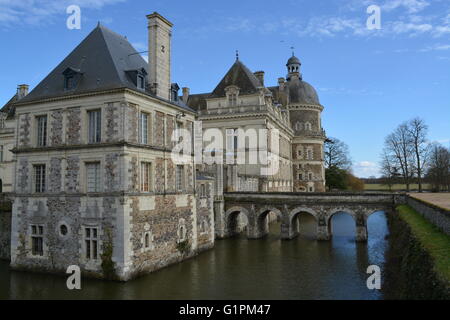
[287,55,301,66]
[287,79,320,105]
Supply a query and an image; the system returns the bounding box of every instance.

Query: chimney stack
[17,84,29,100]
[254,71,265,86]
[278,77,286,91]
[182,87,190,103]
[147,12,173,100]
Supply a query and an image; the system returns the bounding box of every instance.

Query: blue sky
[1,0,449,177]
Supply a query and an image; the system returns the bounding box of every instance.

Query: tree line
[324,137,364,191]
[380,118,449,192]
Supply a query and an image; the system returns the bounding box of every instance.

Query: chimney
[17,84,29,100]
[147,12,173,100]
[278,77,286,91]
[254,71,265,86]
[182,87,190,103]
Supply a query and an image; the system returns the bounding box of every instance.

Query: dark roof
[286,79,320,104]
[0,94,18,119]
[186,93,209,111]
[287,55,301,66]
[210,60,262,98]
[18,24,195,113]
[269,78,320,105]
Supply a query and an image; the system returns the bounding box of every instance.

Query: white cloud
[353,161,380,178]
[382,0,430,13]
[0,0,125,26]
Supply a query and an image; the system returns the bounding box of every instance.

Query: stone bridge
[217,192,406,242]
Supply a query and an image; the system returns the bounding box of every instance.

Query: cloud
[381,0,430,13]
[420,44,450,52]
[353,161,380,178]
[0,0,125,26]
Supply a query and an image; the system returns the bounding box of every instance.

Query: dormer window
[62,67,82,91]
[225,85,240,107]
[137,75,145,90]
[171,83,180,102]
[125,68,147,91]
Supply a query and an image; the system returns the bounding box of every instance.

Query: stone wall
[406,196,450,236]
[0,210,11,260]
[196,180,214,251]
[127,194,197,279]
[10,196,118,278]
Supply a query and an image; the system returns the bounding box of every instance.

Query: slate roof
[0,94,18,119]
[187,58,321,109]
[17,24,194,113]
[210,60,262,98]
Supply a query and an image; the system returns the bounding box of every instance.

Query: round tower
[285,54,326,192]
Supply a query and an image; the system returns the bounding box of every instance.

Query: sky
[0,0,449,178]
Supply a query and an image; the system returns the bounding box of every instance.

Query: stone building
[0,12,326,280]
[0,85,28,193]
[186,54,326,194]
[6,13,214,280]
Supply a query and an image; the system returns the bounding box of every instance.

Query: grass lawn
[365,184,432,191]
[396,205,450,286]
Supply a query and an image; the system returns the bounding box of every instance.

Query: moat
[0,212,388,300]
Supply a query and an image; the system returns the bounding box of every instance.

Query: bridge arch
[254,206,284,238]
[224,206,250,237]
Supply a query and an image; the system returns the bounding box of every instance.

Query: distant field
[364,184,432,191]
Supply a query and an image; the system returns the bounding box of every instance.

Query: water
[0,212,389,300]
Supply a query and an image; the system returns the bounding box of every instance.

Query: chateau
[0,12,326,280]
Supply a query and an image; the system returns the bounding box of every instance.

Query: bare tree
[324,138,352,170]
[383,123,415,192]
[427,144,450,192]
[379,150,401,191]
[407,118,430,193]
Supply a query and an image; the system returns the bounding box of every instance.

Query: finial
[291,46,295,56]
[236,50,239,61]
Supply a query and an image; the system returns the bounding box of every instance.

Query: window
[0,146,3,162]
[84,227,99,260]
[226,129,238,156]
[176,165,185,191]
[308,173,313,181]
[144,233,150,248]
[305,122,312,131]
[140,112,149,144]
[64,76,75,90]
[36,115,47,147]
[306,148,313,160]
[31,225,44,256]
[200,184,207,198]
[178,219,187,242]
[34,165,46,193]
[174,121,183,143]
[137,75,145,90]
[299,173,303,181]
[228,94,237,107]
[297,149,303,158]
[309,186,314,192]
[86,162,101,193]
[88,110,102,143]
[141,162,152,192]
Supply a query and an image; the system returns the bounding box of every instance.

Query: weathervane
[291,46,295,56]
[236,50,239,61]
